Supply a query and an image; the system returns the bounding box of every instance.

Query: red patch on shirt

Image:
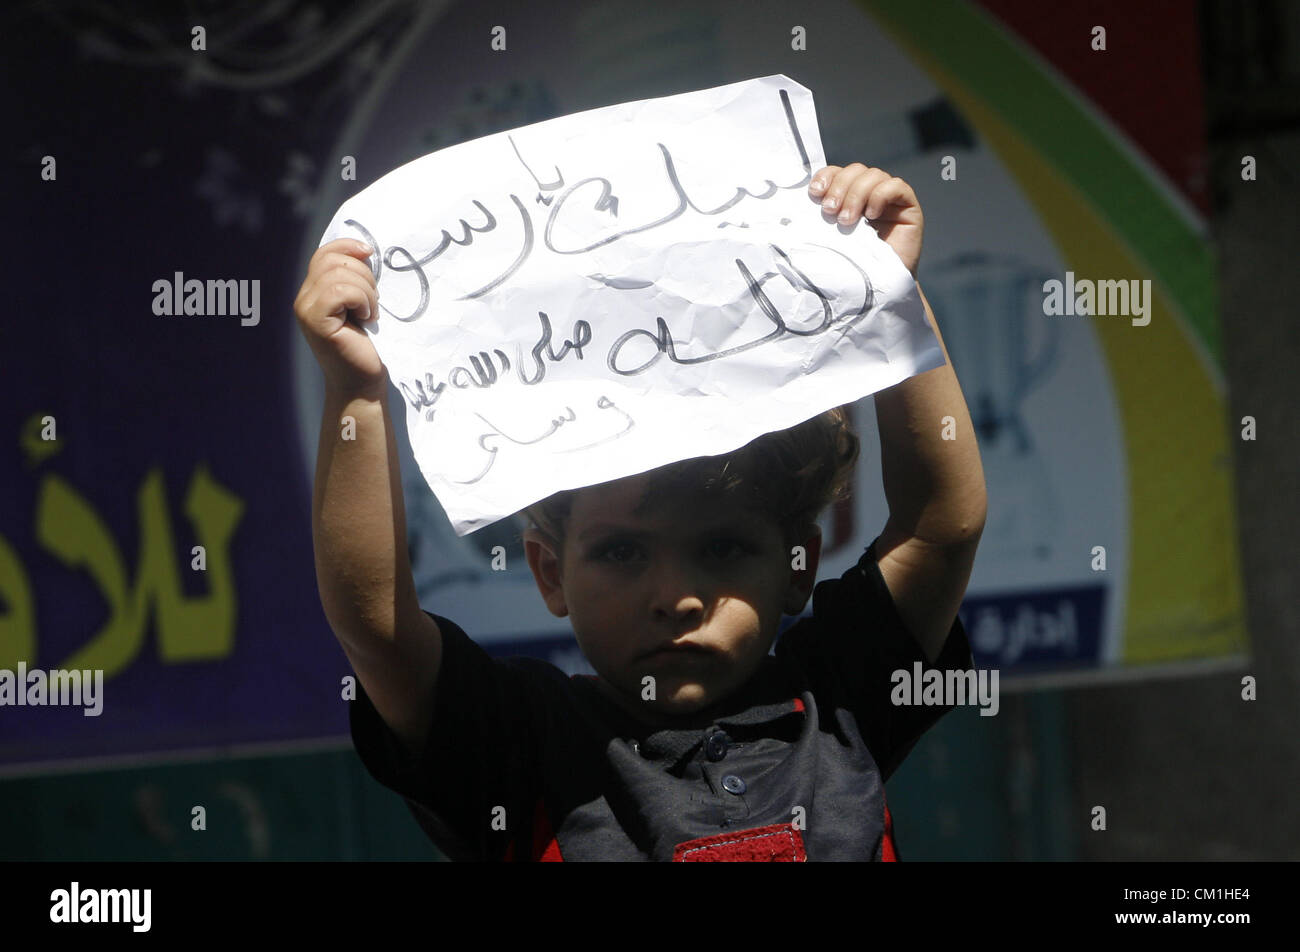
[673,824,807,862]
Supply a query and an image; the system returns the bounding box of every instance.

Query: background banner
[2,0,1243,774]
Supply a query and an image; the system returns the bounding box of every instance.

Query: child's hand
[809,165,923,278]
[294,238,386,394]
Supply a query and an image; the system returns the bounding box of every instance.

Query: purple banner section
[4,1,580,772]
[2,9,374,771]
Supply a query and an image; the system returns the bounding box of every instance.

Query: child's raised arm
[295,238,443,756]
[811,165,987,664]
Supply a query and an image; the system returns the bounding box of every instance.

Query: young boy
[296,163,987,861]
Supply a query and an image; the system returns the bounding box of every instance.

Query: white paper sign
[320,75,945,535]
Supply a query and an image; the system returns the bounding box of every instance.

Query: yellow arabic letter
[151,464,244,662]
[38,466,245,677]
[0,533,36,669]
[36,474,139,676]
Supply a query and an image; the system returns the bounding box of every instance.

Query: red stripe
[792,697,805,713]
[881,802,898,862]
[532,798,564,862]
[501,800,563,861]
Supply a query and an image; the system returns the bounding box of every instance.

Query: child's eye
[590,536,752,565]
[706,537,752,560]
[594,541,644,564]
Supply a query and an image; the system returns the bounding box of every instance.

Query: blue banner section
[959,586,1106,672]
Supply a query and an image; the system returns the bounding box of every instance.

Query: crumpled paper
[319,74,943,535]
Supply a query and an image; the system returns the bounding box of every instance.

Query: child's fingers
[308,249,379,288]
[814,163,875,218]
[329,271,380,324]
[307,241,376,285]
[317,237,375,263]
[814,164,863,213]
[808,166,839,196]
[860,176,917,221]
[836,166,893,221]
[299,270,379,326]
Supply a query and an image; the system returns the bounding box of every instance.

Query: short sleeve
[775,536,974,781]
[348,611,568,861]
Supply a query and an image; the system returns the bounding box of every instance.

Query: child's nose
[647,561,706,619]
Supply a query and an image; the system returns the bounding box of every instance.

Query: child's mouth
[642,641,713,660]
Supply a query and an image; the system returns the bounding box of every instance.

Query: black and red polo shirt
[349,535,973,861]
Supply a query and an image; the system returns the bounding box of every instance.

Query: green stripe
[863,0,1219,364]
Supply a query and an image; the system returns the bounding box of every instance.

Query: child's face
[522,472,821,726]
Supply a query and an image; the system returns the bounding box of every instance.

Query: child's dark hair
[519,406,860,553]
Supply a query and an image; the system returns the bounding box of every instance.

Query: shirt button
[704,730,730,762]
[721,774,747,795]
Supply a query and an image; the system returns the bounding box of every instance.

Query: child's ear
[783,524,822,616]
[522,527,570,618]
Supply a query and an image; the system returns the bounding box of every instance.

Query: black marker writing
[377,200,497,320]
[460,194,533,300]
[554,396,636,452]
[398,313,592,416]
[606,242,873,376]
[398,374,447,422]
[452,395,635,485]
[544,87,812,255]
[509,133,564,192]
[344,87,816,316]
[516,312,592,385]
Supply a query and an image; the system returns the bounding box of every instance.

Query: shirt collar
[575,656,806,768]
